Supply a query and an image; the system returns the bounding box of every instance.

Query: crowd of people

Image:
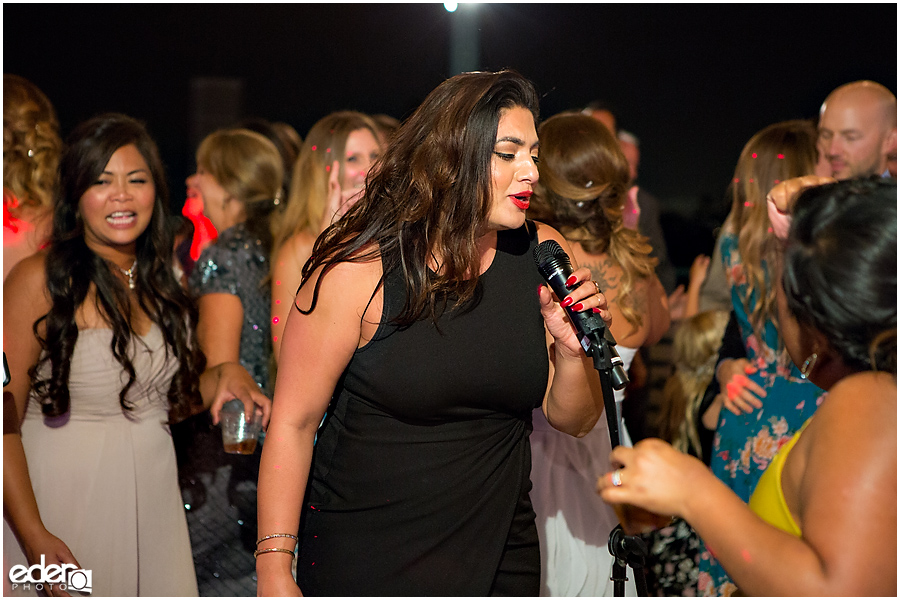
[2,69,895,597]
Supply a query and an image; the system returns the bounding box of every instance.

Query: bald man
[818,80,897,179]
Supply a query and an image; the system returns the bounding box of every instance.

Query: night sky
[4,3,896,277]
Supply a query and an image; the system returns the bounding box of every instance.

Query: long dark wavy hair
[31,113,206,421]
[782,177,896,375]
[298,70,540,326]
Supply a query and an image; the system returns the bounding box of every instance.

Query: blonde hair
[3,74,61,215]
[271,111,379,257]
[196,128,283,253]
[658,310,730,459]
[530,112,656,335]
[724,120,818,343]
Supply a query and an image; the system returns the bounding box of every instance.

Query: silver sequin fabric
[189,222,272,395]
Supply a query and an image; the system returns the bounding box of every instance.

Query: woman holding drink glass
[183,127,282,593]
[2,113,269,596]
[188,127,284,401]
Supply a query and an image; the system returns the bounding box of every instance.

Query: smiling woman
[268,111,382,362]
[2,113,210,597]
[77,145,156,256]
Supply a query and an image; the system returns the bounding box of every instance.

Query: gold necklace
[118,259,137,290]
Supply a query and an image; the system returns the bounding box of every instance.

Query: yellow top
[747,420,811,538]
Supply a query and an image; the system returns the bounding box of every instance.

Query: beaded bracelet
[254,547,296,559]
[256,533,298,546]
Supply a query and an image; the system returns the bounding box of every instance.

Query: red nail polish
[592,307,601,313]
[565,275,577,287]
[572,302,584,312]
[561,297,573,308]
[537,284,544,295]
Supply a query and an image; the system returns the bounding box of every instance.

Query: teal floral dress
[697,232,824,596]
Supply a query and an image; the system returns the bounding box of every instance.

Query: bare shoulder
[279,230,317,265]
[804,371,896,458]
[295,245,384,313]
[286,229,317,253]
[3,251,51,352]
[533,221,580,262]
[3,251,49,306]
[797,369,896,593]
[825,370,896,425]
[826,371,895,410]
[533,221,566,246]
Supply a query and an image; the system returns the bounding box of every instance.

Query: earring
[800,352,818,380]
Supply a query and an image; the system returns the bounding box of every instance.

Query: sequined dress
[179,222,271,596]
[189,222,272,394]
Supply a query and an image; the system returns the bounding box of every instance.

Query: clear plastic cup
[219,400,262,455]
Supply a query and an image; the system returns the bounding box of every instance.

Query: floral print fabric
[697,232,823,596]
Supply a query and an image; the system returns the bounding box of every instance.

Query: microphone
[533,240,629,390]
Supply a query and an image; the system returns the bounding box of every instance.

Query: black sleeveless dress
[297,222,549,596]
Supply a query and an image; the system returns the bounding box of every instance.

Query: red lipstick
[510,190,532,210]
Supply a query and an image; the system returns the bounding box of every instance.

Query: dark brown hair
[298,70,540,326]
[32,113,205,421]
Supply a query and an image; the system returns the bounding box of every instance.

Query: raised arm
[256,257,381,596]
[534,223,609,437]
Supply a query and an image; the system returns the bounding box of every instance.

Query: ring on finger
[611,468,624,487]
[593,281,601,294]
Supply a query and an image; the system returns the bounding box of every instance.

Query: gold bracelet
[256,533,298,546]
[254,547,296,559]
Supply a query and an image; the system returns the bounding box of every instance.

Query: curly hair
[196,127,283,256]
[3,74,61,214]
[271,111,379,258]
[31,113,206,421]
[782,177,896,375]
[528,112,656,335]
[724,119,818,345]
[298,71,540,326]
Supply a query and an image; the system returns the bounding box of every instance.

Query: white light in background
[444,3,458,12]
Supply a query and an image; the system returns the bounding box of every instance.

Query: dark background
[5,3,896,279]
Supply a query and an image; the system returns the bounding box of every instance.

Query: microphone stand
[582,327,650,597]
